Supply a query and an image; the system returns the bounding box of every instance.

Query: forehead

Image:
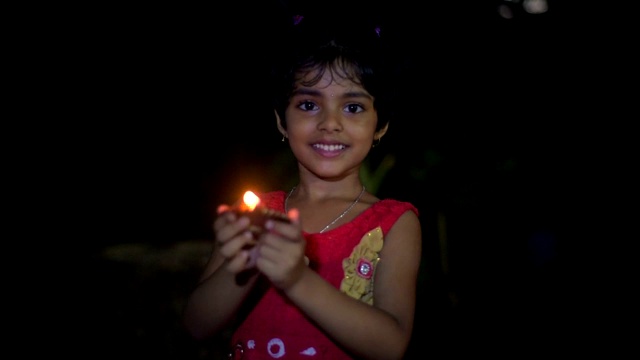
[295,65,363,92]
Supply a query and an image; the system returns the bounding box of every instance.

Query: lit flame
[242,191,261,211]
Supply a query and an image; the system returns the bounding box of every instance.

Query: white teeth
[313,144,345,151]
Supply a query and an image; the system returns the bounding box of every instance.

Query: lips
[312,143,346,151]
[312,142,348,157]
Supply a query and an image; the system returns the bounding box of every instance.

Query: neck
[284,184,366,233]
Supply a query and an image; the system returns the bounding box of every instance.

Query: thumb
[217,204,230,214]
[287,208,300,225]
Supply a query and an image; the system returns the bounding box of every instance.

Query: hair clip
[374,26,381,38]
[293,15,304,25]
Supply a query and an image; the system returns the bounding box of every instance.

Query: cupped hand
[254,208,308,290]
[213,204,258,273]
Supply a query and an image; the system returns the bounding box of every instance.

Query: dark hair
[271,13,395,133]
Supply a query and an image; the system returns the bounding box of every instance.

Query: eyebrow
[291,88,373,101]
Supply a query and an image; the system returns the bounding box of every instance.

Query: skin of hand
[183,204,264,340]
[254,208,308,290]
[213,204,261,273]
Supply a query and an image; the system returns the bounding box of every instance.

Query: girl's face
[281,68,382,180]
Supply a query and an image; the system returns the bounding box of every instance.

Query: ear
[374,122,389,141]
[275,110,287,138]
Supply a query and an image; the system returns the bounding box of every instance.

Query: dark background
[42,1,632,359]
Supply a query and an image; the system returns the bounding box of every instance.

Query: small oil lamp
[233,190,290,238]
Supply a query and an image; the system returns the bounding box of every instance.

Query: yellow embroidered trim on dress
[340,226,383,305]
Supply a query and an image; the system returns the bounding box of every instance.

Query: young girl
[183,13,422,360]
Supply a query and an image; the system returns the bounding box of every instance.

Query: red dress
[229,190,419,359]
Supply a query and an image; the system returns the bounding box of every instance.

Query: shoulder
[378,200,422,262]
[364,198,419,235]
[370,199,419,225]
[373,198,419,216]
[382,200,421,238]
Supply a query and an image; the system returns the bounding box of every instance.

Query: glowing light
[243,191,261,211]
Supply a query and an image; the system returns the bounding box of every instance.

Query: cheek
[287,120,316,136]
[352,122,378,139]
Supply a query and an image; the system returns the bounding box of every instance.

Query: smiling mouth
[313,143,346,152]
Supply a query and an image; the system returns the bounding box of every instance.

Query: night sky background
[44,1,633,359]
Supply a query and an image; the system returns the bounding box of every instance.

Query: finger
[288,208,300,224]
[218,230,254,259]
[257,232,305,265]
[226,250,251,273]
[212,208,237,233]
[256,243,306,290]
[245,246,260,268]
[215,216,250,245]
[264,217,302,242]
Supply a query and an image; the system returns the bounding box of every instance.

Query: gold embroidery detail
[340,226,383,304]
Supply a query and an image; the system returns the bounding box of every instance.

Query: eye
[344,103,364,114]
[297,100,319,111]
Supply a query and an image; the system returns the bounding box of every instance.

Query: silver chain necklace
[285,185,366,233]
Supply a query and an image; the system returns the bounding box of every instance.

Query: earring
[372,137,381,148]
[282,135,287,142]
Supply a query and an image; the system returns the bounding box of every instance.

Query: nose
[318,109,343,132]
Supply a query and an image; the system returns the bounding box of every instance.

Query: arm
[259,210,422,360]
[182,205,262,340]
